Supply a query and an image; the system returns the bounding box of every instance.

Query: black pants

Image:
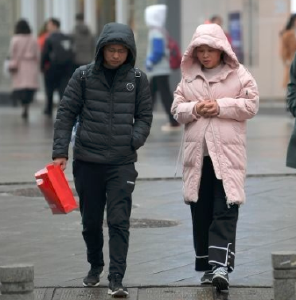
[73,160,138,277]
[190,156,239,273]
[149,75,178,126]
[44,66,72,115]
[12,89,36,105]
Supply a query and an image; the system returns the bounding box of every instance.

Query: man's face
[46,21,56,33]
[103,44,129,69]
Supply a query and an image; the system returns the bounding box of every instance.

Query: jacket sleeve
[52,68,83,159]
[287,54,296,117]
[171,79,200,124]
[216,65,259,121]
[132,72,153,150]
[41,38,51,72]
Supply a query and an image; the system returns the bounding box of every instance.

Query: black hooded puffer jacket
[52,23,153,164]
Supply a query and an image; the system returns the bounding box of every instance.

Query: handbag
[35,164,78,214]
[2,57,11,78]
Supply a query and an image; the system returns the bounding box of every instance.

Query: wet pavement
[0,102,295,299]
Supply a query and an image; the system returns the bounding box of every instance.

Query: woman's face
[196,45,223,69]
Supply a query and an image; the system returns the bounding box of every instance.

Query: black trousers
[44,66,72,115]
[73,160,138,277]
[149,75,179,126]
[190,156,239,273]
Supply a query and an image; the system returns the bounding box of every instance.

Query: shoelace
[213,267,228,276]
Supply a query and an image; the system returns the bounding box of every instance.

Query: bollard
[0,264,34,300]
[272,251,296,300]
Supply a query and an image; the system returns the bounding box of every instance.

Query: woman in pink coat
[171,24,259,291]
[9,19,40,119]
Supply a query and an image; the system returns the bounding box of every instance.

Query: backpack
[71,66,142,147]
[50,34,75,67]
[167,35,182,70]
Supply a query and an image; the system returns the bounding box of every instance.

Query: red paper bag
[35,164,78,214]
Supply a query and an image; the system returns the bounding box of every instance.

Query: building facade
[0,0,291,102]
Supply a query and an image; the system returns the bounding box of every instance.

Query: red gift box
[35,164,78,214]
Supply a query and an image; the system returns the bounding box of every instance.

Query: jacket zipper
[206,81,223,181]
[108,74,118,158]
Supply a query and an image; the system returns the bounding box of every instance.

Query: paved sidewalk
[0,103,295,299]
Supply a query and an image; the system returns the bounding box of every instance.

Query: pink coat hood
[172,24,259,205]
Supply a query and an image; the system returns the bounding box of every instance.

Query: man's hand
[53,158,67,171]
[194,100,220,118]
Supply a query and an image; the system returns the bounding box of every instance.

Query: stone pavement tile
[34,287,273,300]
[138,287,214,300]
[224,287,273,300]
[51,288,138,299]
[35,288,54,300]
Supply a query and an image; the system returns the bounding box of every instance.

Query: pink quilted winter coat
[171,24,259,205]
[9,34,40,90]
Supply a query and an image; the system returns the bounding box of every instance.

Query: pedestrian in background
[72,13,95,68]
[52,22,152,297]
[144,4,180,132]
[279,14,296,88]
[37,21,49,51]
[8,19,40,119]
[286,53,296,168]
[41,18,75,117]
[210,15,232,47]
[171,24,259,291]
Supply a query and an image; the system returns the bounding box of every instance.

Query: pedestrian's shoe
[108,273,129,297]
[212,266,229,291]
[200,270,214,284]
[83,266,104,287]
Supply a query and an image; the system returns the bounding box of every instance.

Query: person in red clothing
[37,22,49,51]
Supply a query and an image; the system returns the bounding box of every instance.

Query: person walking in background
[279,14,296,88]
[37,21,49,51]
[171,24,259,291]
[145,4,180,132]
[52,22,152,296]
[286,54,296,168]
[41,18,75,117]
[72,13,95,68]
[8,19,40,119]
[210,15,232,47]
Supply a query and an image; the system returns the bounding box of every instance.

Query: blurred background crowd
[0,0,296,120]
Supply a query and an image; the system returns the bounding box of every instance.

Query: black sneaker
[200,270,214,284]
[212,266,229,291]
[108,273,129,297]
[83,266,104,287]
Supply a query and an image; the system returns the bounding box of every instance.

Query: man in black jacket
[52,23,152,297]
[41,18,74,116]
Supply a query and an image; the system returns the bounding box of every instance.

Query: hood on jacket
[145,4,167,28]
[182,24,239,79]
[95,22,136,67]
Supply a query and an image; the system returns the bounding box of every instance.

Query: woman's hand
[195,100,220,117]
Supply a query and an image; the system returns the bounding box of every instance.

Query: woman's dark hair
[280,14,296,35]
[14,19,31,34]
